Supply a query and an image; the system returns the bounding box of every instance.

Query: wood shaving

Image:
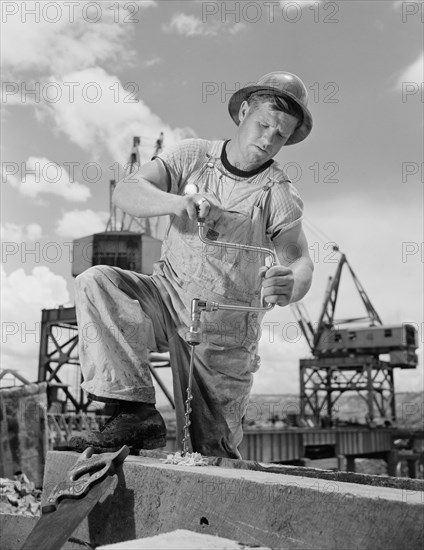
[161,452,208,466]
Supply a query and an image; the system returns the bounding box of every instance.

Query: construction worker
[68,72,314,457]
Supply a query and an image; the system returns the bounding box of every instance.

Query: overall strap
[206,140,225,161]
[251,163,289,230]
[187,140,224,181]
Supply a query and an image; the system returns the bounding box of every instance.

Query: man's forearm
[289,257,314,304]
[113,173,183,218]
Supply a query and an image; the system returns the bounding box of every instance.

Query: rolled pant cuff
[81,383,156,404]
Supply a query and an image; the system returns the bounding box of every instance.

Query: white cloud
[164,13,211,36]
[1,83,39,106]
[141,57,163,69]
[228,22,247,35]
[56,209,109,239]
[2,1,194,165]
[1,265,69,309]
[280,0,323,7]
[397,53,424,87]
[5,157,91,202]
[27,223,42,241]
[2,0,157,78]
[1,223,42,243]
[163,13,248,38]
[44,67,196,164]
[1,265,70,381]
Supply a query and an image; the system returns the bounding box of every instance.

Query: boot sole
[65,435,167,454]
[134,435,167,451]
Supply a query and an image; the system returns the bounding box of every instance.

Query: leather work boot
[67,402,167,454]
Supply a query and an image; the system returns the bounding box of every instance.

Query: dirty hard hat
[228,71,313,145]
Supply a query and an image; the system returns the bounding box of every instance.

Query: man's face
[236,101,299,170]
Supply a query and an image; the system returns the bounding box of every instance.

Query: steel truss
[300,355,396,423]
[38,306,174,412]
[38,307,82,410]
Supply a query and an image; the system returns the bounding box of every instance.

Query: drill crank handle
[198,220,277,266]
[197,220,276,311]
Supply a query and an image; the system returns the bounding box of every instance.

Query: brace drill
[181,217,278,454]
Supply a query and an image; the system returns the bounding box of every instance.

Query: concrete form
[0,513,38,550]
[97,529,271,549]
[27,450,424,550]
[0,382,48,487]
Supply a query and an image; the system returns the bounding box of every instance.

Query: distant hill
[245,392,424,429]
[160,391,423,431]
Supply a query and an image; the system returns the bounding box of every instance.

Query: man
[68,71,314,458]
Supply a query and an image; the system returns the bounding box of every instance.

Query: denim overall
[152,140,277,456]
[75,141,279,458]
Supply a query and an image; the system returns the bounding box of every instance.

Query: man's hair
[246,92,303,127]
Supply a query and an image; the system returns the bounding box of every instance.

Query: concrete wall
[0,383,48,487]
[0,514,38,550]
[38,451,423,550]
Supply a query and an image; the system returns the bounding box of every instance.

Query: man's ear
[238,100,250,123]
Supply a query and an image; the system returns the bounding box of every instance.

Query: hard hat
[228,71,313,145]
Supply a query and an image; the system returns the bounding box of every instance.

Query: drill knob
[185,329,202,346]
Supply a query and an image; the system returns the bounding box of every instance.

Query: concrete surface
[39,451,423,550]
[0,513,38,550]
[97,529,271,549]
[205,454,424,491]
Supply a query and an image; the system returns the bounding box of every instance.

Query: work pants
[74,265,255,458]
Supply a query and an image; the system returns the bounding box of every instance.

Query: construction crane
[105,135,145,233]
[106,134,163,235]
[291,244,418,425]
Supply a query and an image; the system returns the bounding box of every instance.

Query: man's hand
[181,194,224,222]
[259,265,294,306]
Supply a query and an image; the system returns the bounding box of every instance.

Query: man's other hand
[259,265,294,306]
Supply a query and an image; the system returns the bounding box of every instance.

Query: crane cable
[303,216,341,251]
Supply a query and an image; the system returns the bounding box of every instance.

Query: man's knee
[75,265,116,295]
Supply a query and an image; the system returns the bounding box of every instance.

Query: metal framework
[38,308,174,413]
[105,134,163,234]
[292,249,411,424]
[291,252,383,354]
[38,307,83,411]
[0,369,30,387]
[299,356,396,423]
[315,253,381,339]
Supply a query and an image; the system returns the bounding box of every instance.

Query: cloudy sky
[1,1,423,403]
